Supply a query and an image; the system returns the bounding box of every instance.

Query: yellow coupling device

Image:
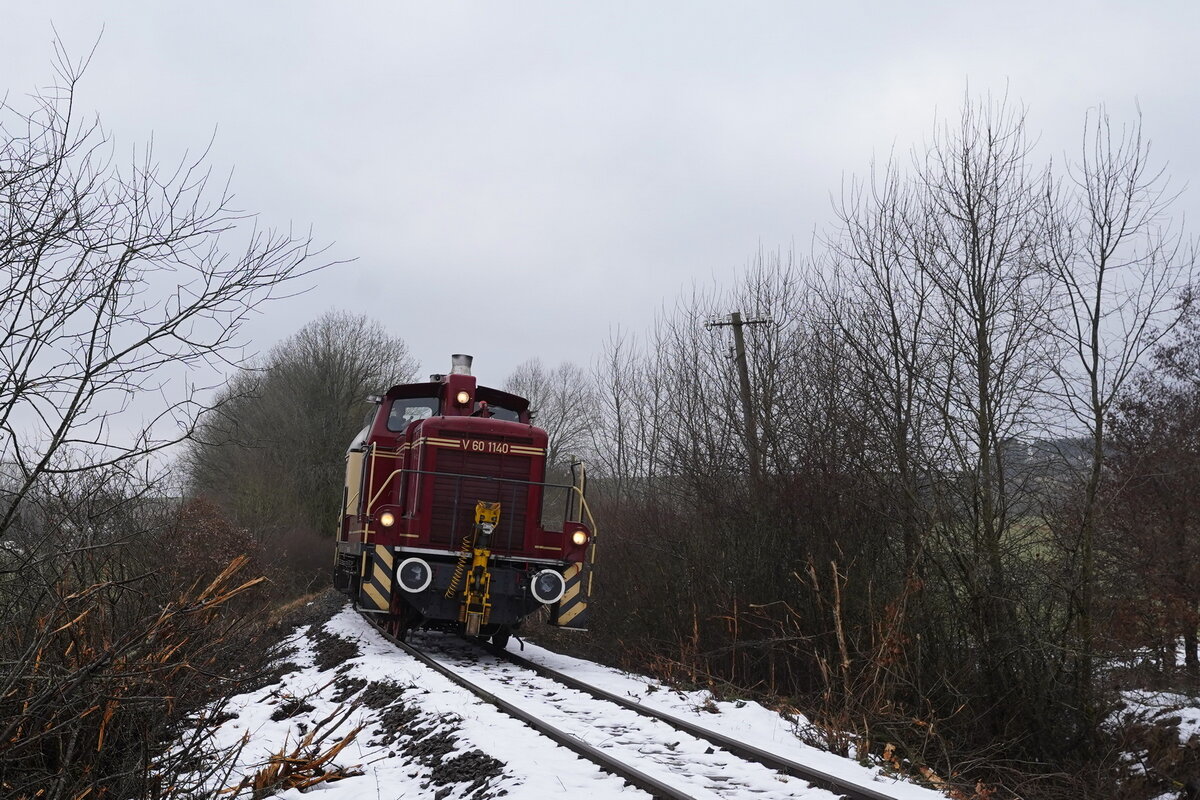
[461,501,500,636]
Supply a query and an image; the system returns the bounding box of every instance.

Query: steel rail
[484,643,910,800]
[362,614,696,800]
[363,610,914,800]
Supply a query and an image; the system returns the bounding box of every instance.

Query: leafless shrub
[581,94,1194,798]
[0,42,328,799]
[185,311,417,576]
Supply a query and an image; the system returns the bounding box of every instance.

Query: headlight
[397,558,433,593]
[571,529,589,546]
[530,569,566,605]
[456,390,471,405]
[379,511,396,527]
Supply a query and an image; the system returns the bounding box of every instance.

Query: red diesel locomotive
[333,354,595,646]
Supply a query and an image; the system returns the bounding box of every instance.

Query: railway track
[484,642,912,800]
[364,615,919,800]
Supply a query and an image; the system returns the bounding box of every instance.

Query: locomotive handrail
[572,488,599,540]
[362,465,597,572]
[367,467,587,517]
[406,468,600,543]
[397,467,580,490]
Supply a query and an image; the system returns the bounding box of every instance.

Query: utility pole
[707,311,770,482]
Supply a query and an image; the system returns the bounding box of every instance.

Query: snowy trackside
[192,604,635,799]
[499,638,947,800]
[189,600,948,799]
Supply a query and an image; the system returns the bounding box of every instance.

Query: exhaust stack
[450,354,473,376]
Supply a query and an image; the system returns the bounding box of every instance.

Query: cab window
[488,404,520,422]
[388,397,439,431]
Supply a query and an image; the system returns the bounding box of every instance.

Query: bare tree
[569,95,1193,796]
[820,96,1084,762]
[1044,109,1195,714]
[187,311,417,554]
[0,46,328,797]
[823,159,945,576]
[0,45,325,537]
[589,332,632,500]
[504,358,595,468]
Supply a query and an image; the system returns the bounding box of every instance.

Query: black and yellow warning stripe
[358,545,394,613]
[553,561,591,629]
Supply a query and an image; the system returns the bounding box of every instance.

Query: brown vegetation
[185,311,418,590]
[568,99,1197,799]
[0,46,325,799]
[0,487,280,798]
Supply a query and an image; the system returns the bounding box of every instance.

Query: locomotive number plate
[464,438,511,454]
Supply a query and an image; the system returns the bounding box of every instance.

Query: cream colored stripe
[563,564,582,579]
[534,545,560,551]
[377,546,393,568]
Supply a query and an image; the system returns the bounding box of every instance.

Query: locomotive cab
[334,354,595,644]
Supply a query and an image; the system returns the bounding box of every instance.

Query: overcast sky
[4,2,1198,388]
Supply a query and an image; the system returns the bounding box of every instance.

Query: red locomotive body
[333,355,594,645]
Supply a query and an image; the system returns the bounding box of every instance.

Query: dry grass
[222,703,364,798]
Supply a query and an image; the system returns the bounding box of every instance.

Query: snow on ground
[1103,678,1200,797]
[420,635,837,800]
[195,604,638,799]
[1113,689,1200,746]
[188,599,948,799]
[506,637,947,800]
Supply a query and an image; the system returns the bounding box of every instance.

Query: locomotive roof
[382,380,530,414]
